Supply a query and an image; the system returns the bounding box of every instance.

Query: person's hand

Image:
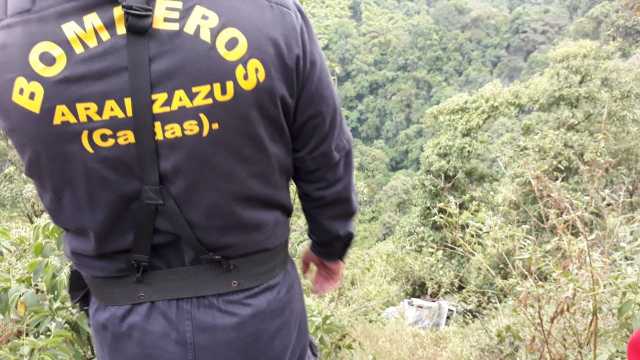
[301,247,345,296]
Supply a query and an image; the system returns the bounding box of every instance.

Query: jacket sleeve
[290,3,357,262]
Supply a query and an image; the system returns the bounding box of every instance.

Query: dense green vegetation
[1,0,639,358]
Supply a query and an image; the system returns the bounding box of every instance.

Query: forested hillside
[1,0,639,359]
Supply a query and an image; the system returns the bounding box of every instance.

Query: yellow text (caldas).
[81,114,220,154]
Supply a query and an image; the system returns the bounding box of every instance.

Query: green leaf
[633,314,640,331]
[27,259,41,274]
[22,290,41,311]
[0,290,9,315]
[618,300,634,320]
[0,227,10,241]
[33,241,44,257]
[41,243,56,258]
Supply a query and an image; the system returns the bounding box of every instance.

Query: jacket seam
[264,0,295,16]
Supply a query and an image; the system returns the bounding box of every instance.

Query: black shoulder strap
[121,0,158,281]
[121,0,215,281]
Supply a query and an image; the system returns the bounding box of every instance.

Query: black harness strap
[122,0,214,278]
[122,0,160,280]
[77,1,290,305]
[160,187,227,266]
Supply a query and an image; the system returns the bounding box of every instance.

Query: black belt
[83,242,290,306]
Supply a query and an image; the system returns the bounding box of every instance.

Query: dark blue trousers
[89,259,317,359]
